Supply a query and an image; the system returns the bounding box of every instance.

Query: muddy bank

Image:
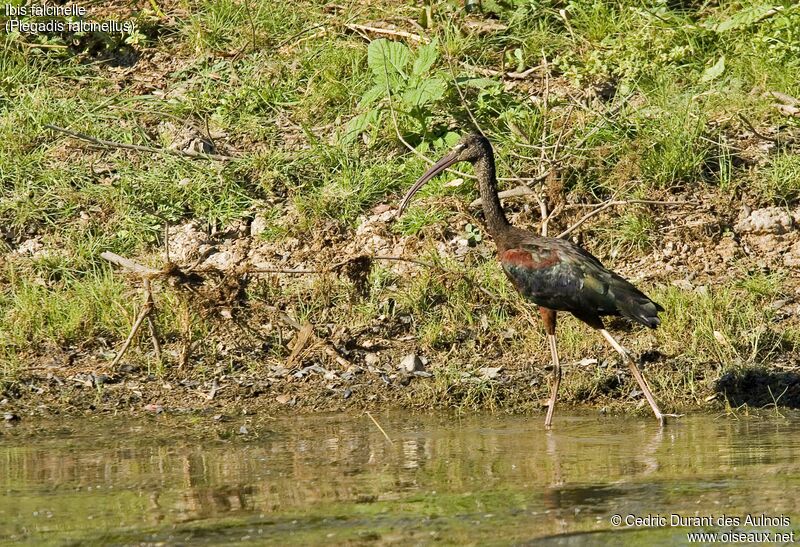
[4,195,800,419]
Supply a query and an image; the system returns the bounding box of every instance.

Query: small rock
[399,354,424,373]
[715,237,738,262]
[694,285,708,296]
[784,240,800,268]
[734,207,794,235]
[3,412,20,422]
[250,213,269,237]
[372,203,392,215]
[238,426,249,435]
[671,278,694,291]
[143,404,163,414]
[364,352,380,367]
[276,394,294,405]
[769,299,789,310]
[343,388,352,399]
[93,374,112,386]
[478,366,503,380]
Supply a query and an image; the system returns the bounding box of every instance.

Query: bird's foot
[657,413,684,427]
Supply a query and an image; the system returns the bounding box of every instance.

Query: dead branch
[207,378,220,400]
[460,62,542,80]
[557,199,696,239]
[45,124,238,162]
[345,23,427,43]
[469,185,535,208]
[286,323,315,368]
[738,113,780,143]
[110,277,155,368]
[541,203,563,237]
[101,251,161,277]
[248,267,324,274]
[255,301,351,368]
[764,90,800,106]
[146,315,162,363]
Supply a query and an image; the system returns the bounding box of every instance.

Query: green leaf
[412,38,439,76]
[342,111,372,142]
[442,131,461,146]
[367,39,409,81]
[342,110,381,143]
[401,77,446,107]
[704,5,781,32]
[358,84,386,107]
[700,55,725,83]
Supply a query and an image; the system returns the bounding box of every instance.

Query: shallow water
[1,411,799,545]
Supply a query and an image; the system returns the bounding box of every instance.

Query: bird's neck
[474,153,510,236]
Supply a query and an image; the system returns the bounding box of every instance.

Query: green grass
[1,0,798,407]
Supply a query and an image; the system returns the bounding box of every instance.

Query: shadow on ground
[716,368,800,409]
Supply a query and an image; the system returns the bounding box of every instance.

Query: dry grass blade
[345,23,427,43]
[365,411,394,445]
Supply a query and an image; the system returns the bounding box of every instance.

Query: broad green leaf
[367,39,409,81]
[412,38,439,76]
[401,77,446,107]
[358,84,385,107]
[342,110,381,143]
[703,5,781,32]
[442,131,461,146]
[700,55,725,83]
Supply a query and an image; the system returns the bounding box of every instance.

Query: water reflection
[1,412,799,544]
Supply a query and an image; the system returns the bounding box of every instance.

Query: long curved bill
[396,151,460,217]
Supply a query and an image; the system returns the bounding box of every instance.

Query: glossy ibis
[397,134,678,428]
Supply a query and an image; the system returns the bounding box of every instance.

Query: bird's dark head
[396,133,493,216]
[449,133,492,163]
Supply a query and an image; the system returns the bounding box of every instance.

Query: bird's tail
[610,276,664,329]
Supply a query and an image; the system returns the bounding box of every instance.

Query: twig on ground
[345,23,427,43]
[469,185,535,208]
[737,113,780,144]
[557,200,695,239]
[286,323,315,368]
[255,300,352,368]
[100,251,161,277]
[45,124,238,162]
[275,23,327,50]
[246,255,434,276]
[460,62,542,80]
[207,378,220,401]
[110,277,155,369]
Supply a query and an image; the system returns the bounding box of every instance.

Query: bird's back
[498,230,663,329]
